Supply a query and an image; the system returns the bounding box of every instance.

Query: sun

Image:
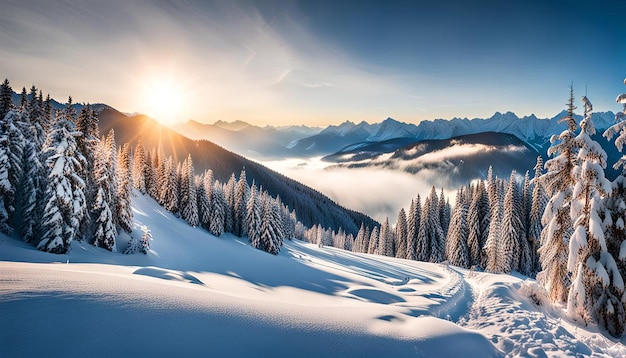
[140,79,186,125]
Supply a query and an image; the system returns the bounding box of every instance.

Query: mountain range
[172,119,320,159]
[173,110,617,159]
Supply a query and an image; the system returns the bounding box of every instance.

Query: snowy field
[1,193,625,357]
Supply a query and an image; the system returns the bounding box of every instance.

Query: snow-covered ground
[1,193,624,357]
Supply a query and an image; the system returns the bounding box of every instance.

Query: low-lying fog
[260,157,456,224]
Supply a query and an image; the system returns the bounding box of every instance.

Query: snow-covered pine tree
[501,172,530,274]
[406,197,421,260]
[368,226,379,254]
[360,226,369,254]
[567,95,622,336]
[379,217,393,257]
[538,85,578,303]
[418,187,445,262]
[467,180,489,268]
[124,235,140,255]
[353,223,366,253]
[246,184,262,247]
[485,176,503,273]
[281,204,296,241]
[116,143,133,233]
[196,174,212,230]
[75,104,98,240]
[161,156,179,214]
[0,111,14,234]
[0,110,25,232]
[180,154,199,227]
[140,229,151,254]
[602,78,626,336]
[104,129,118,225]
[439,188,451,238]
[233,169,250,237]
[19,87,27,109]
[529,156,548,275]
[37,104,86,253]
[0,79,13,120]
[224,173,236,234]
[209,182,226,236]
[16,113,42,243]
[92,187,116,252]
[156,147,168,206]
[259,195,283,255]
[132,137,147,194]
[395,208,408,259]
[26,86,45,148]
[446,188,469,268]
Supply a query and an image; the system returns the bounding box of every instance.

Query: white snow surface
[1,193,625,357]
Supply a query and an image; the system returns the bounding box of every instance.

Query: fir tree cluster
[0,80,133,254]
[128,139,297,254]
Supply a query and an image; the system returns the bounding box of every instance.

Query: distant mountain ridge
[172,119,321,159]
[288,111,616,157]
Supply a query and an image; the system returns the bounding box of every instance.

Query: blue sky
[0,0,624,126]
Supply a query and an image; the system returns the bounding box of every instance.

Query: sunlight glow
[140,78,187,125]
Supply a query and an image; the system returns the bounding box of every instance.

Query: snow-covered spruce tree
[224,173,236,234]
[467,180,489,268]
[602,79,626,336]
[104,129,118,224]
[160,156,179,214]
[26,86,46,148]
[439,188,451,238]
[395,208,408,259]
[368,226,379,254]
[379,217,393,257]
[567,95,623,336]
[418,187,445,262]
[141,229,151,254]
[353,223,366,253]
[17,126,41,242]
[538,85,578,303]
[180,155,199,227]
[75,104,98,239]
[0,113,14,234]
[446,188,469,268]
[501,172,531,275]
[0,110,25,233]
[0,79,13,120]
[92,186,116,252]
[19,87,27,109]
[233,169,250,237]
[528,157,548,276]
[209,182,226,236]
[116,143,133,233]
[485,176,504,273]
[132,137,146,194]
[37,104,86,253]
[406,196,421,260]
[196,174,212,230]
[124,235,140,255]
[246,184,262,247]
[259,195,284,255]
[281,204,296,241]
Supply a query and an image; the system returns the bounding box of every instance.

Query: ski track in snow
[460,274,626,357]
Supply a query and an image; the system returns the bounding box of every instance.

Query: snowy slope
[1,193,624,357]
